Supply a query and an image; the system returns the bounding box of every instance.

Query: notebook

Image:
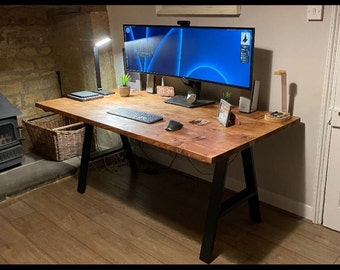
[67,91,104,101]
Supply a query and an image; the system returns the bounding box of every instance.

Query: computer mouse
[165,120,183,131]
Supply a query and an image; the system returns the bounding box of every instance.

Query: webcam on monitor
[177,20,190,27]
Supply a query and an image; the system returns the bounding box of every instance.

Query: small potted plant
[222,90,232,102]
[119,73,131,97]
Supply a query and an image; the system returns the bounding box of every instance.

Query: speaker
[127,72,141,90]
[239,80,260,113]
[146,74,156,94]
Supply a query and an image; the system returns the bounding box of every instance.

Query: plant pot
[119,86,130,97]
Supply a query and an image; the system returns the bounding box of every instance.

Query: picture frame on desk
[217,99,232,127]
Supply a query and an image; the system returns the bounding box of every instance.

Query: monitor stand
[92,88,115,95]
[164,95,215,108]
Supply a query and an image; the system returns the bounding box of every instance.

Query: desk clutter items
[23,114,85,161]
[239,80,260,113]
[156,76,175,97]
[216,99,241,127]
[67,90,104,102]
[264,111,291,122]
[264,70,292,122]
[229,112,241,126]
[217,99,233,127]
[156,85,175,97]
[189,119,210,126]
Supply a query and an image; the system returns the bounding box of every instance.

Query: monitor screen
[123,24,255,90]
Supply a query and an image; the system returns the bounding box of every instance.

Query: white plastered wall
[106,5,333,221]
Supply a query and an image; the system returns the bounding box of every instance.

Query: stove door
[0,118,21,151]
[0,117,23,170]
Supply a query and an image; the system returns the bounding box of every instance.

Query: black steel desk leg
[77,124,93,194]
[120,135,138,174]
[241,147,261,223]
[199,158,229,264]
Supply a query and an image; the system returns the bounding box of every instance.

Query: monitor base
[164,95,215,108]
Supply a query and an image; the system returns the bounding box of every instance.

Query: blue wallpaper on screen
[124,25,254,89]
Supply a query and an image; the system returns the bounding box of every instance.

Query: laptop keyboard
[107,107,163,124]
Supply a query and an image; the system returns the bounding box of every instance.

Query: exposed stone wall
[50,11,94,95]
[0,6,115,124]
[0,6,61,122]
[50,10,116,95]
[90,11,116,92]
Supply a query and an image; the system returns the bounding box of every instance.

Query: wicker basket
[23,114,85,161]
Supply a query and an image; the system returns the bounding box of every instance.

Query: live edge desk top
[36,90,299,165]
[36,90,300,264]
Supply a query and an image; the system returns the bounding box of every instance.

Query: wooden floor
[1,156,340,265]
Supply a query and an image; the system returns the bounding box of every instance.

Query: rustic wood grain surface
[36,91,300,164]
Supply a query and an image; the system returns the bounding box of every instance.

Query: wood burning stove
[0,93,24,171]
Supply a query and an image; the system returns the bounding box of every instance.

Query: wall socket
[307,5,324,21]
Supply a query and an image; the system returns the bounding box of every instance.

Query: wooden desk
[36,90,300,264]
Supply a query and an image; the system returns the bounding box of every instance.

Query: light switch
[307,5,324,21]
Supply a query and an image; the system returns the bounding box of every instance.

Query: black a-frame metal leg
[77,127,139,194]
[77,124,93,194]
[199,147,261,264]
[199,157,229,264]
[120,135,138,174]
[241,147,261,223]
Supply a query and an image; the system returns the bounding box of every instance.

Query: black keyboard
[107,107,163,124]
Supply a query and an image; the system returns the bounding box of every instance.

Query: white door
[322,80,340,231]
[315,5,340,231]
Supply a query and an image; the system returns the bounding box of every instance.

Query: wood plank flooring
[0,157,340,264]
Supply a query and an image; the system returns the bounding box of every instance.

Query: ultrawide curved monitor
[123,24,255,90]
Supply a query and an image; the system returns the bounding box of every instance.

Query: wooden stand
[265,69,291,123]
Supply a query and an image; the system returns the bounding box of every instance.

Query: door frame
[313,5,340,224]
